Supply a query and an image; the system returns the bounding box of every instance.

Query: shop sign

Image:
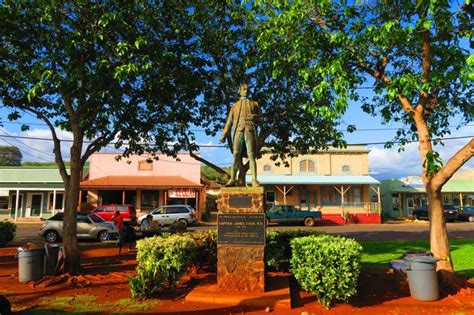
[400,176,425,188]
[168,188,196,198]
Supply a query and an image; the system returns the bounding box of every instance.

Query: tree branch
[80,126,121,166]
[183,134,230,180]
[431,139,474,191]
[3,96,70,184]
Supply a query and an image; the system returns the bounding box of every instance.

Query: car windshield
[88,213,105,223]
[152,208,164,214]
[117,205,128,212]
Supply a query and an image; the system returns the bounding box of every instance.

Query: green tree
[179,1,347,185]
[0,1,200,275]
[0,146,22,166]
[257,0,473,286]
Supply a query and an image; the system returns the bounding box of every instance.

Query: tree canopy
[0,146,22,166]
[256,0,473,284]
[0,1,205,275]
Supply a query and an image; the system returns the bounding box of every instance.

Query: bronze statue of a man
[219,83,259,187]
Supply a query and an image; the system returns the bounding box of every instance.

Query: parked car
[137,205,197,227]
[91,204,136,224]
[266,205,322,227]
[412,204,458,222]
[39,212,113,243]
[457,206,474,222]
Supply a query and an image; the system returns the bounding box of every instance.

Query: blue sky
[1,95,472,180]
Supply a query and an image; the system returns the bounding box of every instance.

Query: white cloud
[0,127,77,163]
[369,128,473,179]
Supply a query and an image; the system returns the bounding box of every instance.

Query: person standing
[112,210,125,256]
[140,214,153,238]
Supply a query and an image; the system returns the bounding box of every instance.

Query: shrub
[129,234,196,299]
[0,221,16,246]
[266,230,325,271]
[190,230,217,271]
[290,234,362,308]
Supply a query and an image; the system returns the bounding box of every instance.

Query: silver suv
[138,205,197,227]
[39,212,113,243]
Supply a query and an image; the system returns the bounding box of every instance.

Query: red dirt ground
[1,245,473,314]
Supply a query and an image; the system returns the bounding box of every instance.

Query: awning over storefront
[81,176,202,189]
[245,175,380,185]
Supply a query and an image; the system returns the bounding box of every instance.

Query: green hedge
[0,221,16,246]
[290,234,362,308]
[129,234,196,299]
[266,230,325,271]
[190,230,217,271]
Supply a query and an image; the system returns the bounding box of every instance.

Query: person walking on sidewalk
[112,210,125,256]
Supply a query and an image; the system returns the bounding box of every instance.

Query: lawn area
[361,239,474,279]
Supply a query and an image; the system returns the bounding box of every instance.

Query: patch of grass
[360,239,474,279]
[39,294,100,313]
[103,298,161,312]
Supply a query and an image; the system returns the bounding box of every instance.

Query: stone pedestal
[216,187,265,293]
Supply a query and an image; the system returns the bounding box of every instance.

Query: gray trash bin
[405,255,439,301]
[18,248,45,282]
[44,244,62,276]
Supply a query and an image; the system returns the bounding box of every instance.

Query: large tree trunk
[62,139,83,275]
[413,109,454,274]
[426,184,452,269]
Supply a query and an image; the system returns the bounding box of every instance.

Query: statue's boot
[225,179,237,187]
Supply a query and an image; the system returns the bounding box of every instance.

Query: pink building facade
[81,153,204,217]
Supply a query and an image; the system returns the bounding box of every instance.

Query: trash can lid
[405,255,439,264]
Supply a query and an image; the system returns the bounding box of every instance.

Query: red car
[92,204,137,224]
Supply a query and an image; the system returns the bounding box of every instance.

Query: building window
[341,164,351,174]
[142,190,159,211]
[321,187,340,206]
[263,164,272,172]
[266,191,275,203]
[138,160,153,171]
[353,187,362,206]
[48,192,64,210]
[299,159,315,172]
[0,196,8,210]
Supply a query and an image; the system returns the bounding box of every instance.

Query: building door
[300,189,317,211]
[27,193,43,217]
[407,195,415,215]
[11,194,24,217]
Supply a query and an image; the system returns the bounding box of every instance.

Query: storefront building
[0,167,65,220]
[80,153,204,218]
[381,170,474,217]
[246,146,381,225]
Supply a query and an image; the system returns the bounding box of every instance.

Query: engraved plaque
[218,213,265,246]
[229,195,253,208]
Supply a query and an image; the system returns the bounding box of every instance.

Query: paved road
[12,221,474,245]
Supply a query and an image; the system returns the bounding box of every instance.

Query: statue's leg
[245,129,258,186]
[227,132,244,186]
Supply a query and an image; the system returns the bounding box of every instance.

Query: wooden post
[15,189,19,222]
[283,186,287,204]
[459,193,464,209]
[78,190,82,211]
[53,190,57,215]
[377,186,381,214]
[122,190,126,204]
[398,192,402,217]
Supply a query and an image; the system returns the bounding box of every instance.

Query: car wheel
[304,217,315,227]
[178,219,188,228]
[97,230,108,242]
[469,216,474,222]
[45,230,59,243]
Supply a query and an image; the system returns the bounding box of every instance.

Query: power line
[2,120,473,133]
[0,133,471,147]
